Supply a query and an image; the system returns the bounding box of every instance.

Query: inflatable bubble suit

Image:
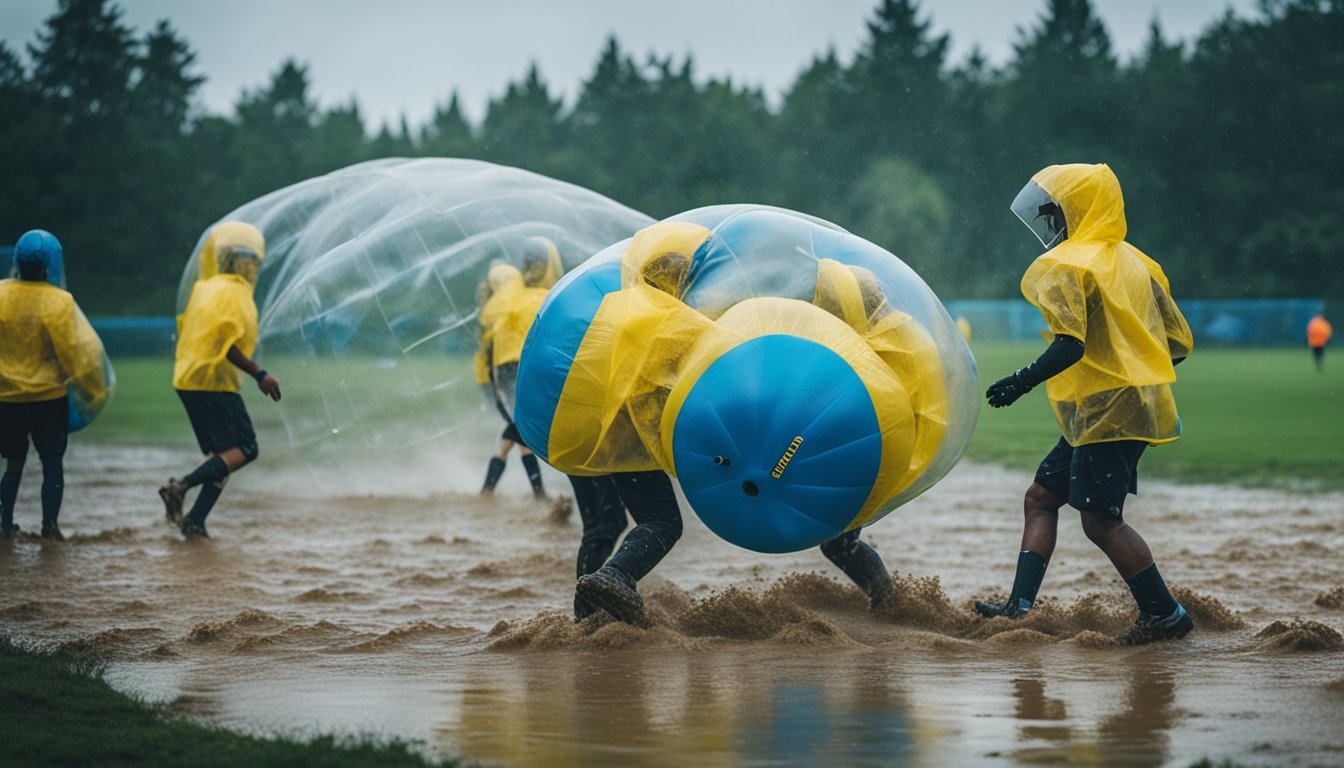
[176,158,652,488]
[516,205,979,553]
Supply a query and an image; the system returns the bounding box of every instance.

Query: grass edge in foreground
[0,636,460,768]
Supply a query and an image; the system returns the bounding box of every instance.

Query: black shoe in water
[40,523,64,541]
[575,565,647,626]
[1,523,19,538]
[1115,605,1193,646]
[180,519,210,539]
[159,479,185,524]
[974,598,1027,620]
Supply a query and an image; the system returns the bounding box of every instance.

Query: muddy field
[1,442,1342,767]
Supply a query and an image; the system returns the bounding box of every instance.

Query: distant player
[475,237,561,500]
[976,163,1196,645]
[0,230,108,540]
[1307,309,1332,372]
[159,222,280,538]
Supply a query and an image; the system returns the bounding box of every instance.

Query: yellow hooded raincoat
[1021,163,1194,446]
[0,280,107,407]
[173,223,265,393]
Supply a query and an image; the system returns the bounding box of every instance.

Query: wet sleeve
[1151,278,1193,360]
[474,327,493,385]
[50,300,107,408]
[1031,265,1088,343]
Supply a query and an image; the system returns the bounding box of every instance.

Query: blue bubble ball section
[671,334,881,553]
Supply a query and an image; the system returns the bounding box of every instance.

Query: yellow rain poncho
[476,264,549,372]
[173,222,265,393]
[1021,163,1194,446]
[813,259,947,496]
[0,279,107,407]
[546,222,933,527]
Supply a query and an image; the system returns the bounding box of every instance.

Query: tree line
[3,0,1341,314]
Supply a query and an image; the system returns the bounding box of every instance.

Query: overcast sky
[1,0,1258,130]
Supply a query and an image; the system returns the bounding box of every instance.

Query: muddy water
[1,442,1342,767]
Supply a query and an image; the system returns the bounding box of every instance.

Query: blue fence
[945,298,1325,347]
[85,298,1325,357]
[91,316,177,356]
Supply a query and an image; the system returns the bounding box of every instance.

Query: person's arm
[51,300,108,409]
[985,334,1085,408]
[227,344,281,401]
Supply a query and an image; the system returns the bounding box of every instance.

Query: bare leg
[1079,511,1154,580]
[1021,483,1066,559]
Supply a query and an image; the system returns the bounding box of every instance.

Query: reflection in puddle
[2,444,1343,766]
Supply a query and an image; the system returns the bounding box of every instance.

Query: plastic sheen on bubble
[176,158,652,488]
[515,205,979,553]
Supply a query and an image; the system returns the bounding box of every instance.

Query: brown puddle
[2,442,1342,767]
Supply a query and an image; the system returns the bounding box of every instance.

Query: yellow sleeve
[1025,262,1089,343]
[50,299,107,409]
[1153,279,1193,360]
[474,327,493,385]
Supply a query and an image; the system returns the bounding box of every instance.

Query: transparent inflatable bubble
[177,158,652,489]
[517,204,978,552]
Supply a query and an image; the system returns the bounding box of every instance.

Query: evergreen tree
[847,0,950,167]
[479,62,563,174]
[422,92,477,158]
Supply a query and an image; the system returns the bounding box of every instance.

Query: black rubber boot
[575,565,647,627]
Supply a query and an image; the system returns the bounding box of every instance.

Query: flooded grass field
[1,442,1342,767]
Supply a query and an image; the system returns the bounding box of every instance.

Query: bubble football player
[159,222,280,539]
[976,163,1196,645]
[517,224,928,625]
[0,229,108,540]
[474,238,561,500]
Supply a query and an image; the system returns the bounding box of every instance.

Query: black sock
[1124,563,1180,618]
[521,454,545,497]
[182,456,229,491]
[40,459,63,527]
[481,457,506,493]
[1008,550,1048,613]
[185,481,224,525]
[1,471,21,528]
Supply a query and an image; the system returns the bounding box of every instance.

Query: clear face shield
[1010,180,1068,250]
[218,245,261,284]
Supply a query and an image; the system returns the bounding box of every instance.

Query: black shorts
[0,397,68,463]
[500,421,523,444]
[1034,437,1146,518]
[177,390,257,455]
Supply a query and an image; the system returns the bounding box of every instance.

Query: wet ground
[1,442,1342,767]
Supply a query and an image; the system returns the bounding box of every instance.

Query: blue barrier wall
[86,298,1325,357]
[90,316,176,356]
[940,298,1326,347]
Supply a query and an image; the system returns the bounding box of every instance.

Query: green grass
[82,358,195,447]
[967,341,1344,491]
[89,345,1344,492]
[0,637,457,768]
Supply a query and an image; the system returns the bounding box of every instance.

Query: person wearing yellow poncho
[158,222,283,539]
[0,229,107,540]
[475,236,562,499]
[976,163,1197,646]
[551,222,949,624]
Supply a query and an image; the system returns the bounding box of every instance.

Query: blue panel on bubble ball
[671,334,881,553]
[514,257,621,461]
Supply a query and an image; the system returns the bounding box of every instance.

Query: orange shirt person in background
[1307,311,1332,372]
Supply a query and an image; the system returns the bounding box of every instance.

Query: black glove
[986,369,1034,408]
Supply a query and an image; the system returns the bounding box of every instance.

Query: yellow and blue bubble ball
[516,205,978,553]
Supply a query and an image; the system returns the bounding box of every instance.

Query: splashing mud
[1,444,1341,767]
